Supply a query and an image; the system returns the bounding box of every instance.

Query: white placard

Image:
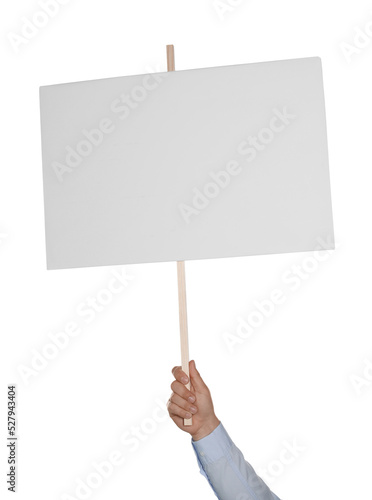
[40,57,334,269]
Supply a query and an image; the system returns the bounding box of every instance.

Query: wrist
[192,415,220,441]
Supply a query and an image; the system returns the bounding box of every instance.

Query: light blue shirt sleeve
[191,422,281,500]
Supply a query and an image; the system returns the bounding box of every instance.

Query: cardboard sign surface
[40,57,334,269]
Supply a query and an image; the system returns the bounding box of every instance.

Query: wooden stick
[176,261,192,426]
[166,44,192,426]
[166,44,175,71]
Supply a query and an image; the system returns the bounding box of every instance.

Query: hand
[167,360,220,441]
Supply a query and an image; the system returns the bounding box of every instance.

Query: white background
[1,1,371,499]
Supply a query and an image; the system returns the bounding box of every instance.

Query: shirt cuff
[191,421,233,467]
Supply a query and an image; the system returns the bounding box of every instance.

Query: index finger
[171,366,189,384]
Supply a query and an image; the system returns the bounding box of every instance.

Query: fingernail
[189,406,197,413]
[181,376,188,384]
[185,412,192,419]
[188,396,195,403]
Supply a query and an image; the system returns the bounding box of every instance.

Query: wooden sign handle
[176,261,192,426]
[167,44,192,426]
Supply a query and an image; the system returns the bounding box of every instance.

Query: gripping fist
[167,360,220,441]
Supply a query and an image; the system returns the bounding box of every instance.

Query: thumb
[189,360,208,392]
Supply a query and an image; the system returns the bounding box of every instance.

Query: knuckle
[172,366,180,377]
[173,382,183,396]
[179,397,187,409]
[179,386,187,398]
[182,387,189,399]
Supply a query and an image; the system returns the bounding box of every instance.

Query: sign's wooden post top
[166,45,175,71]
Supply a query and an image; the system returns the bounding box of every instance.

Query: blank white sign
[40,57,334,270]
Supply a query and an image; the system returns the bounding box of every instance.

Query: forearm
[191,422,280,500]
